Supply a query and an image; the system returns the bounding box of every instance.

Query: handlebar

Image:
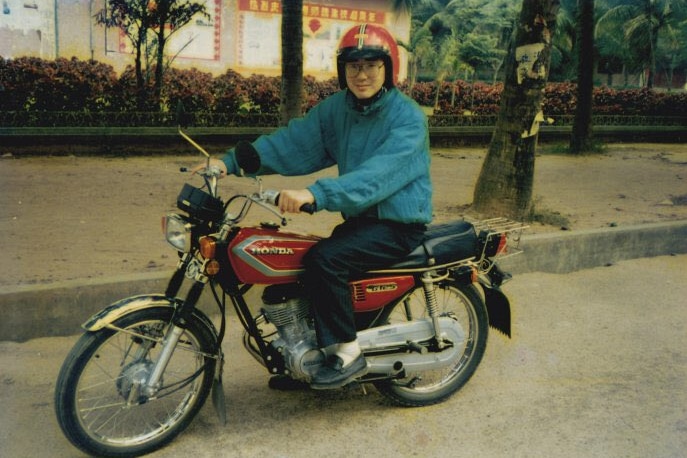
[180,165,315,226]
[179,166,223,178]
[262,189,316,215]
[300,203,317,215]
[177,130,317,224]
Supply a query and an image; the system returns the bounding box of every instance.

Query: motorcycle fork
[144,276,207,397]
[164,253,192,299]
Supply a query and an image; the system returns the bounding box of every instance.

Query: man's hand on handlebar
[186,160,315,214]
[278,189,315,214]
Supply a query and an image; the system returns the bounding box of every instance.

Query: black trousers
[301,217,426,348]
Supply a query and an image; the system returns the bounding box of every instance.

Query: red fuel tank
[228,226,321,284]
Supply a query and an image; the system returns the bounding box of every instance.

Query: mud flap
[483,286,511,338]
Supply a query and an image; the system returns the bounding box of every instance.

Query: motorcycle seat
[385,220,478,270]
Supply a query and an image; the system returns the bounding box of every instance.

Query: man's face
[344,59,385,100]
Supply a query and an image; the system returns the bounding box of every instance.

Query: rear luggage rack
[469,217,528,261]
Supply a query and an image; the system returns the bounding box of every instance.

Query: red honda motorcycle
[55,135,525,457]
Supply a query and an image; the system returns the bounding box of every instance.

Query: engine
[261,284,323,381]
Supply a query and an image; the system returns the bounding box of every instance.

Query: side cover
[350,276,415,312]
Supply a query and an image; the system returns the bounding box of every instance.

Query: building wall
[0,0,410,80]
[0,0,57,59]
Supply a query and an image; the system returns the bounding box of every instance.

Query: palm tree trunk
[472,0,560,219]
[646,25,658,88]
[409,56,417,98]
[279,0,303,125]
[570,0,594,153]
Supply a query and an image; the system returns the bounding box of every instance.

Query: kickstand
[211,375,227,425]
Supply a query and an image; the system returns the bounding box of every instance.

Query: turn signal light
[205,260,220,276]
[199,236,217,259]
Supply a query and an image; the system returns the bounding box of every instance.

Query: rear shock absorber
[421,271,449,349]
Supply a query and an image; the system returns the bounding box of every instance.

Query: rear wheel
[374,281,488,407]
[54,307,216,457]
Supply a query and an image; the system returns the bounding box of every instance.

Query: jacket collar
[345,87,393,115]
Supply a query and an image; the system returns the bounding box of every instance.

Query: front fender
[82,294,178,331]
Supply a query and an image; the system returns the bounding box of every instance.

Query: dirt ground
[0,142,686,287]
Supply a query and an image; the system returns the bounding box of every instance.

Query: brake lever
[246,187,286,225]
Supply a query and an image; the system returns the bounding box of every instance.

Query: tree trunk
[472,0,560,220]
[570,0,594,154]
[154,2,170,111]
[434,76,444,111]
[408,55,417,98]
[492,59,503,85]
[135,26,146,111]
[154,32,166,109]
[646,28,658,89]
[279,0,303,125]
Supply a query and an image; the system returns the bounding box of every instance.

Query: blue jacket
[223,88,432,224]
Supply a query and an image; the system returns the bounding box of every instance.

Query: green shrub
[211,68,250,113]
[0,56,118,111]
[163,67,215,113]
[1,55,685,120]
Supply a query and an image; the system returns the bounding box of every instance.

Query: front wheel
[374,281,488,407]
[54,307,217,457]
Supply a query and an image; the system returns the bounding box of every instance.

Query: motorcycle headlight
[162,214,192,253]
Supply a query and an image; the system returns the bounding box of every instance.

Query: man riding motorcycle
[198,23,432,389]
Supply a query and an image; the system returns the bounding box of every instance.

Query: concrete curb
[499,220,687,274]
[2,220,686,342]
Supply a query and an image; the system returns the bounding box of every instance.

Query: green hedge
[1,56,686,121]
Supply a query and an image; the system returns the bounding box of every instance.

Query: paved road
[1,255,685,458]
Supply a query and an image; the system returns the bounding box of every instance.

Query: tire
[374,281,488,407]
[54,307,216,457]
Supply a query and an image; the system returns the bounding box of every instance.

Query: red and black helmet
[336,23,400,90]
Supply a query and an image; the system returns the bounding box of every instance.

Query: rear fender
[450,267,511,337]
[82,294,179,331]
[481,285,512,338]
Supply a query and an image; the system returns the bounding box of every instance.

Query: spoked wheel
[55,307,217,457]
[374,281,488,407]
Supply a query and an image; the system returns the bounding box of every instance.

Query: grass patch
[671,194,687,206]
[439,200,571,230]
[527,200,571,229]
[539,140,607,155]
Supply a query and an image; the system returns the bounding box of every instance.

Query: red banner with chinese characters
[237,0,385,24]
